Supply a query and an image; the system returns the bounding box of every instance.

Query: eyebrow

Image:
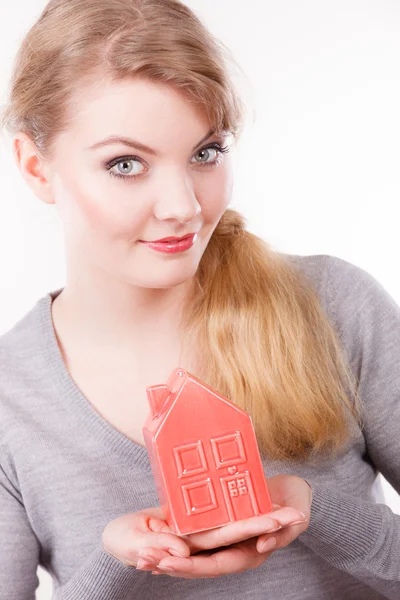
[87,128,221,156]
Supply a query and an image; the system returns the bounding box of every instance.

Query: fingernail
[260,537,277,552]
[287,512,307,525]
[168,547,185,557]
[136,559,152,569]
[290,514,307,525]
[291,520,307,525]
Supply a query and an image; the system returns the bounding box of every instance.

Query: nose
[153,175,201,223]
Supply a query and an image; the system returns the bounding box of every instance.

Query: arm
[0,456,40,600]
[0,447,141,600]
[52,545,142,600]
[298,255,400,599]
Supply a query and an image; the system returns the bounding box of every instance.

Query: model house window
[210,432,247,469]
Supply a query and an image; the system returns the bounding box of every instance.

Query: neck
[50,278,193,366]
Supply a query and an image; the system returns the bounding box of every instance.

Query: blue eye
[106,142,230,182]
[107,157,144,181]
[191,145,226,165]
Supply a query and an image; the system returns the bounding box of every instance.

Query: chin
[132,263,200,288]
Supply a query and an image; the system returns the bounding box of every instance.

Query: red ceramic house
[142,367,272,535]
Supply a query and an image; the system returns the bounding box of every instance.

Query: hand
[255,474,313,554]
[101,507,191,567]
[137,474,312,579]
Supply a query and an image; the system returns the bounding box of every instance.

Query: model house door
[220,472,258,521]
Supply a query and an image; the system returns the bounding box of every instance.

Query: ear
[12,132,55,205]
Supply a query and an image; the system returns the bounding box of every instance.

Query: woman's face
[46,76,234,290]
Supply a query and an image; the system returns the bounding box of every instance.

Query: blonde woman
[0,1,399,598]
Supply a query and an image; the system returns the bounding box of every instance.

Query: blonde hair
[1,0,363,464]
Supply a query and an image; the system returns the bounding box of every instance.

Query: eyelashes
[105,142,231,182]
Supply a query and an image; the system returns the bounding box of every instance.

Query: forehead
[63,76,210,149]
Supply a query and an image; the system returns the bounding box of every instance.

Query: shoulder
[283,251,378,287]
[283,252,400,348]
[283,252,397,314]
[288,254,400,375]
[0,293,46,364]
[0,295,48,435]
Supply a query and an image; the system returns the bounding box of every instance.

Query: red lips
[142,233,196,243]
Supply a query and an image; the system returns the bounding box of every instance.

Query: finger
[131,510,191,558]
[256,520,306,553]
[130,522,191,561]
[136,547,188,571]
[139,532,190,558]
[156,539,273,579]
[256,536,278,553]
[137,546,176,564]
[134,510,175,535]
[260,506,306,525]
[184,507,305,553]
[136,558,156,571]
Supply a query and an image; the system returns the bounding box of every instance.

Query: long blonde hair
[1,0,363,464]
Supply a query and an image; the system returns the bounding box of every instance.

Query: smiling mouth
[140,233,197,243]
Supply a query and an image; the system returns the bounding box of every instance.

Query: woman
[0,0,399,598]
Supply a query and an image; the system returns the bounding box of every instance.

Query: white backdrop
[0,0,399,597]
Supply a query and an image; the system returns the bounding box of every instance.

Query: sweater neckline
[36,288,151,470]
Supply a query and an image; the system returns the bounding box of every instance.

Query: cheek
[53,172,146,242]
[199,166,233,221]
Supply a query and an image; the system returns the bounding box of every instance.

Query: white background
[0,0,399,597]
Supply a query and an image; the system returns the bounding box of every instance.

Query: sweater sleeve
[0,447,142,600]
[51,544,143,600]
[0,455,40,600]
[298,255,400,600]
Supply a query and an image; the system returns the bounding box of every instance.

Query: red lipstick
[139,233,197,254]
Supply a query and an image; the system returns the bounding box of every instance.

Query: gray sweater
[0,253,399,600]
